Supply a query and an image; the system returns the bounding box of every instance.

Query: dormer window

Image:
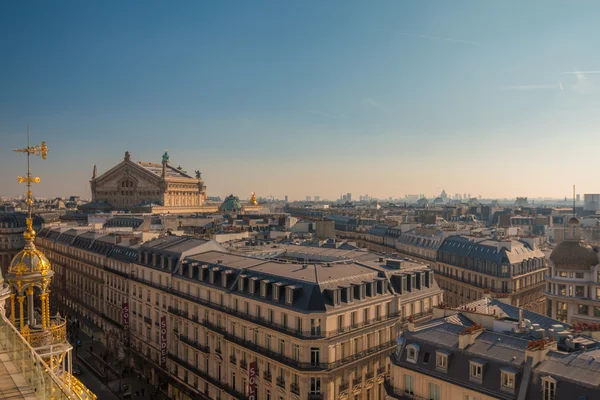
[541,376,556,400]
[347,287,353,303]
[238,276,245,292]
[378,280,386,294]
[273,284,280,302]
[286,286,294,305]
[469,360,485,383]
[221,273,227,288]
[260,281,268,298]
[500,368,516,392]
[436,350,449,371]
[333,289,340,306]
[406,344,419,364]
[249,278,256,295]
[209,269,215,284]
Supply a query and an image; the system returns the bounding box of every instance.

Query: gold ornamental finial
[13,125,48,244]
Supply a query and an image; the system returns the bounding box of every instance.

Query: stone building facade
[434,236,547,314]
[35,226,444,400]
[89,151,207,213]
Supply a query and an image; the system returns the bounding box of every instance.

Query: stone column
[17,295,25,331]
[26,287,34,326]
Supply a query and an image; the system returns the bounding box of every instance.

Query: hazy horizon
[2,1,600,200]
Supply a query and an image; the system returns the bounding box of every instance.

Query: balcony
[263,371,272,382]
[377,366,387,376]
[178,334,210,354]
[326,312,401,338]
[366,370,374,380]
[291,383,300,395]
[20,316,67,349]
[230,355,237,365]
[143,316,152,325]
[276,376,286,388]
[308,394,323,400]
[352,377,362,387]
[339,381,349,392]
[168,353,245,399]
[240,359,247,370]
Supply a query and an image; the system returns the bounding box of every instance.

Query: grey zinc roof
[462,298,569,331]
[178,250,436,313]
[536,349,600,387]
[142,236,211,253]
[439,235,545,265]
[467,331,529,365]
[394,322,525,400]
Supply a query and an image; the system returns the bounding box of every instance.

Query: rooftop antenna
[573,184,576,219]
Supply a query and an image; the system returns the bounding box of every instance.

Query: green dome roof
[219,194,243,213]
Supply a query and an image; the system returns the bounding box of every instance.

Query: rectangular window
[311,319,321,336]
[578,304,589,315]
[403,374,414,395]
[292,344,299,361]
[575,286,585,297]
[436,353,448,369]
[428,382,440,400]
[542,379,555,400]
[309,377,321,394]
[338,315,344,332]
[470,362,482,380]
[501,371,515,389]
[310,348,320,366]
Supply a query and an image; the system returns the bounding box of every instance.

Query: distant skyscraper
[467,193,471,199]
[314,196,320,201]
[346,192,352,202]
[305,196,311,201]
[576,194,581,202]
[284,195,288,203]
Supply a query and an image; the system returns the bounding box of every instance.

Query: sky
[2,1,600,201]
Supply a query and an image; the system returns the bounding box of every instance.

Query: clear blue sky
[2,1,600,200]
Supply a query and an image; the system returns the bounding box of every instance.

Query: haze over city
[2,0,600,200]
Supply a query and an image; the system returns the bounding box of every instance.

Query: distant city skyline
[2,1,600,199]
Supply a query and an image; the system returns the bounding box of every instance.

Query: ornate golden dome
[8,246,51,277]
[7,220,51,277]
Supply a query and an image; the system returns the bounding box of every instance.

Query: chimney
[458,324,484,349]
[407,315,416,332]
[92,164,97,179]
[525,338,556,365]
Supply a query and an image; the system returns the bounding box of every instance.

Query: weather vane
[13,125,48,223]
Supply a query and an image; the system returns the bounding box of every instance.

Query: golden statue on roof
[250,192,258,205]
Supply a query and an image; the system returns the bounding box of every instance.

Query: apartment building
[167,253,442,400]
[35,226,443,400]
[386,298,600,400]
[128,235,225,388]
[434,236,547,314]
